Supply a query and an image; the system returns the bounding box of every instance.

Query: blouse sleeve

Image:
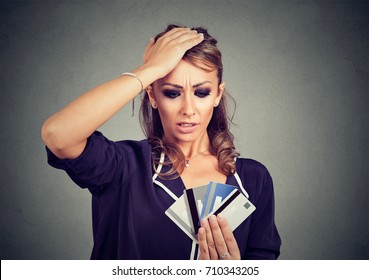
[45,131,133,196]
[243,164,282,259]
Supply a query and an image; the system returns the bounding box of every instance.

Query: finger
[176,33,204,51]
[161,29,201,47]
[144,38,154,54]
[177,31,204,46]
[143,37,155,62]
[208,215,230,259]
[201,218,219,259]
[161,27,191,39]
[168,29,198,42]
[144,29,196,63]
[155,27,191,44]
[197,227,209,260]
[217,213,240,259]
[164,31,204,54]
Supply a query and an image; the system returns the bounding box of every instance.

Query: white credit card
[205,190,256,231]
[184,185,209,233]
[165,194,198,243]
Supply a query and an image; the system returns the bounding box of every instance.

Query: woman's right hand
[41,28,203,160]
[142,28,204,79]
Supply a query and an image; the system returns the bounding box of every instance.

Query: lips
[178,123,196,127]
[177,122,198,133]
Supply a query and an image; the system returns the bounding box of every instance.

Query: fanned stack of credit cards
[165,182,256,243]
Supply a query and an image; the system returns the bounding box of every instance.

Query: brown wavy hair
[139,24,239,179]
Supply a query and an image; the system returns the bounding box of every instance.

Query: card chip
[244,202,251,209]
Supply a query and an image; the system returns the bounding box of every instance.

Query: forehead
[156,60,217,86]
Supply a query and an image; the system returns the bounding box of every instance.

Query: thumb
[143,37,155,61]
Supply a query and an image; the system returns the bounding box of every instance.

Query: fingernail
[217,213,223,222]
[201,218,208,228]
[198,228,205,235]
[200,219,205,226]
[198,33,204,37]
[210,215,217,224]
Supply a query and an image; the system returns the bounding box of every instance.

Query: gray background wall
[0,0,368,260]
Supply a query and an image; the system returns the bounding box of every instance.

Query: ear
[215,82,225,105]
[146,85,157,108]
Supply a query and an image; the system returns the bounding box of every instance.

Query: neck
[163,131,211,159]
[163,133,211,159]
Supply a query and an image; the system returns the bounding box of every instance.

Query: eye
[163,89,181,99]
[194,89,211,98]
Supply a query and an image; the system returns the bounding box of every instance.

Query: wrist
[132,64,163,88]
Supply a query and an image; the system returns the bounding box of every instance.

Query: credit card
[183,185,209,232]
[207,190,256,231]
[200,182,237,220]
[165,194,198,242]
[165,182,256,242]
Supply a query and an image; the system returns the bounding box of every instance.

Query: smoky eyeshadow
[163,89,181,98]
[194,88,211,97]
[162,87,212,98]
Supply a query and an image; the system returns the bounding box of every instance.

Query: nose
[181,95,195,116]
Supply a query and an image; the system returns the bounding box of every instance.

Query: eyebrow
[161,81,212,89]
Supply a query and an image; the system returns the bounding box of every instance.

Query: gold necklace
[185,149,209,168]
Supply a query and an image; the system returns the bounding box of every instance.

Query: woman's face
[148,59,224,145]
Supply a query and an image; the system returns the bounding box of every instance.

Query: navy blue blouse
[46,131,281,260]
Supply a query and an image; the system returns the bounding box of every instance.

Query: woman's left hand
[198,214,241,260]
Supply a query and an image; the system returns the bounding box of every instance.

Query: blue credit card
[200,182,237,220]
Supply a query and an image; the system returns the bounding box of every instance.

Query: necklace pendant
[185,160,190,168]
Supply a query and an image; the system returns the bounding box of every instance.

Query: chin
[176,133,205,144]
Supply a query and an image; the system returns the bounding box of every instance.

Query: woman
[42,24,281,260]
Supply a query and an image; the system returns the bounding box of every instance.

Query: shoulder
[91,131,151,152]
[235,157,271,180]
[83,131,152,166]
[234,157,273,195]
[88,131,153,180]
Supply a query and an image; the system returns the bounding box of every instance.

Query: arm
[41,28,204,159]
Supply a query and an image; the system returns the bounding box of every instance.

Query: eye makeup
[162,87,211,99]
[163,89,181,98]
[194,88,211,98]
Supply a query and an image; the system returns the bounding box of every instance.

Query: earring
[214,102,218,107]
[152,103,157,109]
